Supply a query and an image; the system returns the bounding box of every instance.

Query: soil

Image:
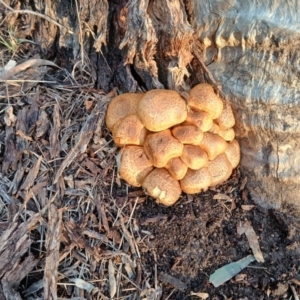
[133,170,300,299]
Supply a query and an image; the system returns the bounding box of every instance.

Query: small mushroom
[215,101,235,129]
[224,139,240,168]
[208,153,233,187]
[165,157,188,180]
[188,83,223,119]
[184,109,213,132]
[144,129,184,168]
[106,93,144,131]
[142,168,182,206]
[137,89,188,131]
[180,145,208,170]
[219,128,235,141]
[112,114,148,147]
[209,123,235,141]
[171,125,203,145]
[180,168,212,194]
[119,146,153,187]
[199,132,228,161]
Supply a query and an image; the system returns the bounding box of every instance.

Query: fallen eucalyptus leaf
[209,255,255,287]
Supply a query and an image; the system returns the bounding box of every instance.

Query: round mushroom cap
[215,101,235,129]
[188,83,223,119]
[142,168,182,206]
[112,114,148,147]
[137,89,188,131]
[180,145,208,170]
[184,109,213,132]
[119,146,154,187]
[208,153,233,187]
[106,93,144,131]
[224,139,240,169]
[180,168,212,194]
[172,125,203,145]
[199,132,228,161]
[219,128,235,141]
[165,157,188,180]
[144,129,184,168]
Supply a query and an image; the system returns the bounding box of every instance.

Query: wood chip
[20,156,42,191]
[49,104,61,159]
[43,205,62,300]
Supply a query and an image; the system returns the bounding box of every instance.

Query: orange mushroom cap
[137,89,188,131]
[142,168,182,206]
[144,129,184,168]
[106,93,144,131]
[119,146,153,187]
[188,83,223,119]
[112,114,148,147]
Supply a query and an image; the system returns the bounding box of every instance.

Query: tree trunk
[3,0,300,216]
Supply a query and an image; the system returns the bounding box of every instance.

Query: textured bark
[189,0,300,215]
[2,0,300,215]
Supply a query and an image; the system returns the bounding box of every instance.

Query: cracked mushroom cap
[106,93,144,131]
[144,129,184,168]
[137,89,188,131]
[180,145,208,170]
[215,101,235,129]
[224,139,240,169]
[188,83,223,119]
[184,109,213,132]
[199,132,228,161]
[208,153,233,187]
[119,146,154,187]
[171,125,203,145]
[142,168,182,206]
[180,167,212,194]
[165,157,188,180]
[112,114,148,147]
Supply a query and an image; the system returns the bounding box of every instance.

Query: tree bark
[2,0,300,216]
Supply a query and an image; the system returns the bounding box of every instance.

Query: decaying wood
[43,205,62,300]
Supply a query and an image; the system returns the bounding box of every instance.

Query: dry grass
[0,49,161,299]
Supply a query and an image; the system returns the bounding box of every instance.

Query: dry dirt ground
[0,51,300,300]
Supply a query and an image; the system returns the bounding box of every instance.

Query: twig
[0,0,73,34]
[290,285,300,300]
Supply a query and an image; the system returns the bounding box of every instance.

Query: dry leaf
[237,221,265,262]
[70,278,94,292]
[4,106,17,126]
[108,260,116,298]
[190,291,209,299]
[16,130,33,141]
[213,193,232,202]
[241,205,255,211]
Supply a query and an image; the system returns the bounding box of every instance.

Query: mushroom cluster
[106,84,240,206]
